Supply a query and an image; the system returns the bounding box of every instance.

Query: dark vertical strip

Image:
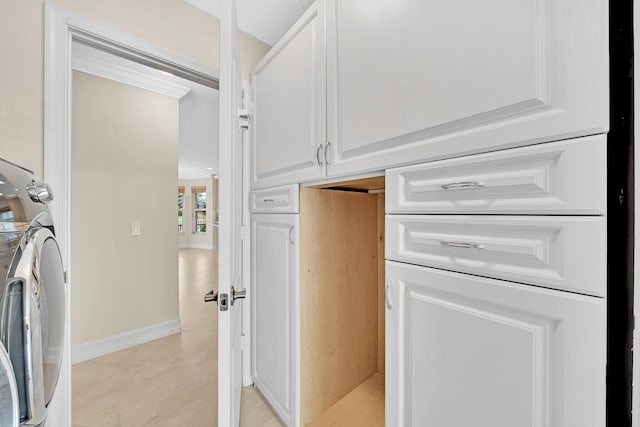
[608,0,634,425]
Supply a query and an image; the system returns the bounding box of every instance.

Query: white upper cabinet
[325,0,609,178]
[251,2,326,190]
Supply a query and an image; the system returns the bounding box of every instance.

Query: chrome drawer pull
[262,199,274,203]
[441,181,485,190]
[440,241,485,250]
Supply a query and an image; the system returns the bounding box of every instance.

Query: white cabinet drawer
[386,135,606,215]
[250,185,299,213]
[386,215,606,297]
[386,261,605,427]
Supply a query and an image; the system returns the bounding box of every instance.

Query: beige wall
[179,177,218,249]
[71,71,179,345]
[0,0,270,177]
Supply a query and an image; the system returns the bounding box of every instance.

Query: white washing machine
[0,159,66,427]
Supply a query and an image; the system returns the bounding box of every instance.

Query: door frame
[43,3,220,425]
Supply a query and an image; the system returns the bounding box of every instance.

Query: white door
[251,213,298,426]
[218,0,245,425]
[386,261,606,426]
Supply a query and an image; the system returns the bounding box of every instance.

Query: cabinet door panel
[386,261,605,427]
[327,0,608,178]
[251,214,298,425]
[251,2,325,189]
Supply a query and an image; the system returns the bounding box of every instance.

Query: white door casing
[218,0,245,425]
[43,4,219,426]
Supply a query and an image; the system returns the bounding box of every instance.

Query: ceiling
[185,0,315,46]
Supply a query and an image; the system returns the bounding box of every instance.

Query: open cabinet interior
[300,176,386,427]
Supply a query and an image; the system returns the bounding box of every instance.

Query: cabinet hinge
[238,108,251,131]
[241,334,247,350]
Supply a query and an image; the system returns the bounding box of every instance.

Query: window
[192,186,207,233]
[178,186,185,232]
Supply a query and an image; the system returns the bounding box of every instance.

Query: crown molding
[72,43,192,99]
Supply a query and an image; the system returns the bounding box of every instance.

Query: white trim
[72,43,192,99]
[242,81,253,387]
[186,243,215,250]
[633,0,639,423]
[44,4,219,426]
[72,320,181,364]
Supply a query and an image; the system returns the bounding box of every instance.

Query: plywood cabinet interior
[299,177,385,427]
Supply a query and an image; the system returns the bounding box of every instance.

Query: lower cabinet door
[386,261,605,427]
[251,213,299,426]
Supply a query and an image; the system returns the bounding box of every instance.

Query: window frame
[192,186,207,234]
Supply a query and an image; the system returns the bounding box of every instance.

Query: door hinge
[241,334,247,350]
[241,225,247,240]
[238,108,251,131]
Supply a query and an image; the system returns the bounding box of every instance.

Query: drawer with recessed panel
[386,135,606,215]
[386,215,606,297]
[250,184,299,213]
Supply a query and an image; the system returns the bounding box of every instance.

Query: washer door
[0,227,65,426]
[0,343,19,427]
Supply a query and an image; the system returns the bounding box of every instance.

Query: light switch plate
[131,222,141,236]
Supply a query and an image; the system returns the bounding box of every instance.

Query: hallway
[72,249,282,426]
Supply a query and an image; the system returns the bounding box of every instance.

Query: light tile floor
[72,248,282,427]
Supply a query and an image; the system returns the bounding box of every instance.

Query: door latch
[204,290,229,311]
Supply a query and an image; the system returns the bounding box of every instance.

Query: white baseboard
[71,319,181,364]
[183,243,214,250]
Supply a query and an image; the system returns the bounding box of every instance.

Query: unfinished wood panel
[312,176,385,192]
[306,373,385,427]
[377,193,385,375]
[300,188,378,425]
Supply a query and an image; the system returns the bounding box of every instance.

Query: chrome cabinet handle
[385,280,392,310]
[263,198,274,203]
[441,181,485,190]
[289,225,295,244]
[440,241,485,249]
[316,144,324,166]
[324,141,331,165]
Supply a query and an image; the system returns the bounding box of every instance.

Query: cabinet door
[386,261,605,427]
[251,214,299,426]
[326,0,608,178]
[251,1,326,190]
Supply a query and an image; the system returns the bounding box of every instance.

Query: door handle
[316,144,324,166]
[385,280,392,310]
[289,225,295,244]
[204,290,218,303]
[231,286,246,305]
[324,141,331,165]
